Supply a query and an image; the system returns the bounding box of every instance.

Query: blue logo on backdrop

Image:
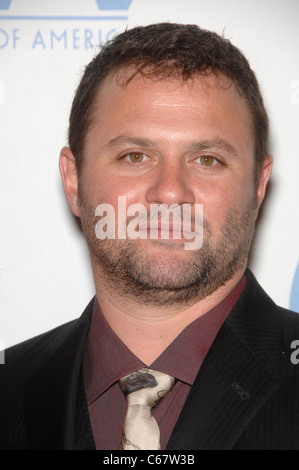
[96,0,133,9]
[0,0,12,9]
[0,0,132,10]
[290,261,299,313]
[0,0,133,49]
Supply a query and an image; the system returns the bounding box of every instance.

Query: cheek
[200,192,231,231]
[87,172,146,210]
[196,181,254,230]
[194,181,230,211]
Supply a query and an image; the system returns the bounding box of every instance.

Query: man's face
[60,71,272,306]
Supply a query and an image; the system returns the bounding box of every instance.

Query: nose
[145,161,195,207]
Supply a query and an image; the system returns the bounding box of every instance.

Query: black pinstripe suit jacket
[1,269,299,450]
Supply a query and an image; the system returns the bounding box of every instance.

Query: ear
[256,154,273,209]
[59,146,81,217]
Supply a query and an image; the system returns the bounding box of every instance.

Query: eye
[198,155,216,166]
[124,152,149,163]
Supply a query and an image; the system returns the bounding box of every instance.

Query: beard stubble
[78,192,257,308]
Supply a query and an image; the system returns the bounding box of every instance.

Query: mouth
[133,222,197,240]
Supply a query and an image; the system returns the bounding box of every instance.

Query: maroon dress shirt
[83,275,246,450]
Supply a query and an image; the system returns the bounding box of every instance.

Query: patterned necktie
[119,368,175,450]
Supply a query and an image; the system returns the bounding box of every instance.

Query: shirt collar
[83,275,246,405]
[83,300,145,405]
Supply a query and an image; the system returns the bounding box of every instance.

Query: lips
[135,221,196,239]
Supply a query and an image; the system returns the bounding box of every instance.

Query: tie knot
[119,368,174,408]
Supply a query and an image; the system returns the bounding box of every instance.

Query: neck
[92,266,245,365]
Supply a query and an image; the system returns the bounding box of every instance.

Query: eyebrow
[104,135,239,157]
[104,135,156,150]
[187,138,239,157]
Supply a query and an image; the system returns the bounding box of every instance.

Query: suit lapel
[167,270,280,450]
[23,299,95,450]
[167,322,279,450]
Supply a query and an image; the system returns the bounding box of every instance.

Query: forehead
[86,68,254,155]
[97,68,244,106]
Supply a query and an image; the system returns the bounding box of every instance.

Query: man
[1,23,299,450]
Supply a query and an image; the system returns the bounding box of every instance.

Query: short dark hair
[68,23,269,182]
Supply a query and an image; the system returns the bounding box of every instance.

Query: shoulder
[0,297,94,382]
[0,298,94,449]
[3,320,76,367]
[231,269,299,334]
[228,269,299,378]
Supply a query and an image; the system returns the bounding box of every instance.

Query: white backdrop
[1,0,299,349]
